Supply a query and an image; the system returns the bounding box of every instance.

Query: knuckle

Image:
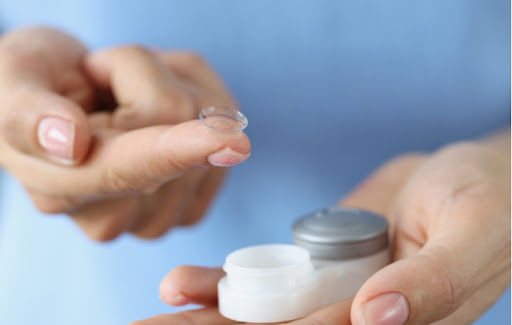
[133,224,170,239]
[0,44,40,74]
[84,221,124,242]
[388,152,427,167]
[156,136,192,173]
[421,254,468,318]
[116,44,153,60]
[178,52,207,67]
[100,164,141,193]
[32,201,65,214]
[131,210,175,239]
[30,194,75,215]
[72,200,136,242]
[435,267,468,315]
[379,152,427,177]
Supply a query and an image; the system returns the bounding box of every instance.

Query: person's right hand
[0,27,251,241]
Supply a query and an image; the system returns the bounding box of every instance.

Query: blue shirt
[0,1,509,324]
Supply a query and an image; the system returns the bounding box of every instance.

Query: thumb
[1,88,92,165]
[351,224,502,325]
[0,27,93,166]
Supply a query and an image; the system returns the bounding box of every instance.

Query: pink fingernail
[357,292,409,325]
[207,148,250,167]
[37,117,75,163]
[160,292,191,306]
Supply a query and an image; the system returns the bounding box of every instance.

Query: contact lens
[199,106,248,133]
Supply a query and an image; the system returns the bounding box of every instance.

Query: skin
[134,131,510,324]
[0,27,251,240]
[0,26,509,325]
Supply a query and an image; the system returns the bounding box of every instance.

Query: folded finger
[157,52,232,100]
[85,46,196,129]
[128,171,204,239]
[179,167,226,227]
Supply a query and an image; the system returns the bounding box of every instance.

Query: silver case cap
[292,206,388,260]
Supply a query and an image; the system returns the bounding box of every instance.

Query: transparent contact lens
[199,106,248,133]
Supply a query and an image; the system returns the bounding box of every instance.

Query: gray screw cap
[292,206,388,260]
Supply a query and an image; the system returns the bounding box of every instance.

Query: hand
[131,266,354,325]
[0,27,251,240]
[133,131,509,324]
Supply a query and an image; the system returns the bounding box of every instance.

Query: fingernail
[37,117,75,163]
[357,292,409,325]
[207,148,250,167]
[160,292,191,306]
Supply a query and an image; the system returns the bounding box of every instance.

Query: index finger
[9,119,251,199]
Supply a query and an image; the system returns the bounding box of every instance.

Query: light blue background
[0,1,509,324]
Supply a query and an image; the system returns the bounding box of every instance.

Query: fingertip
[36,112,91,165]
[158,266,224,306]
[207,148,250,167]
[353,292,409,325]
[193,118,252,156]
[158,266,196,306]
[155,119,251,169]
[159,292,192,307]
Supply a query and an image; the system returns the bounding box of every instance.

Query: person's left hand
[131,133,510,325]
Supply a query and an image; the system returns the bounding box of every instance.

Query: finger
[157,52,233,99]
[93,120,250,194]
[0,28,93,165]
[30,172,201,241]
[10,119,251,197]
[181,167,226,226]
[0,27,93,111]
[84,46,196,129]
[159,266,225,306]
[288,298,353,325]
[128,171,204,239]
[0,88,92,165]
[351,194,510,325]
[129,307,235,325]
[129,167,224,239]
[67,197,139,242]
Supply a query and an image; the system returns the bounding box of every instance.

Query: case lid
[292,206,388,260]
